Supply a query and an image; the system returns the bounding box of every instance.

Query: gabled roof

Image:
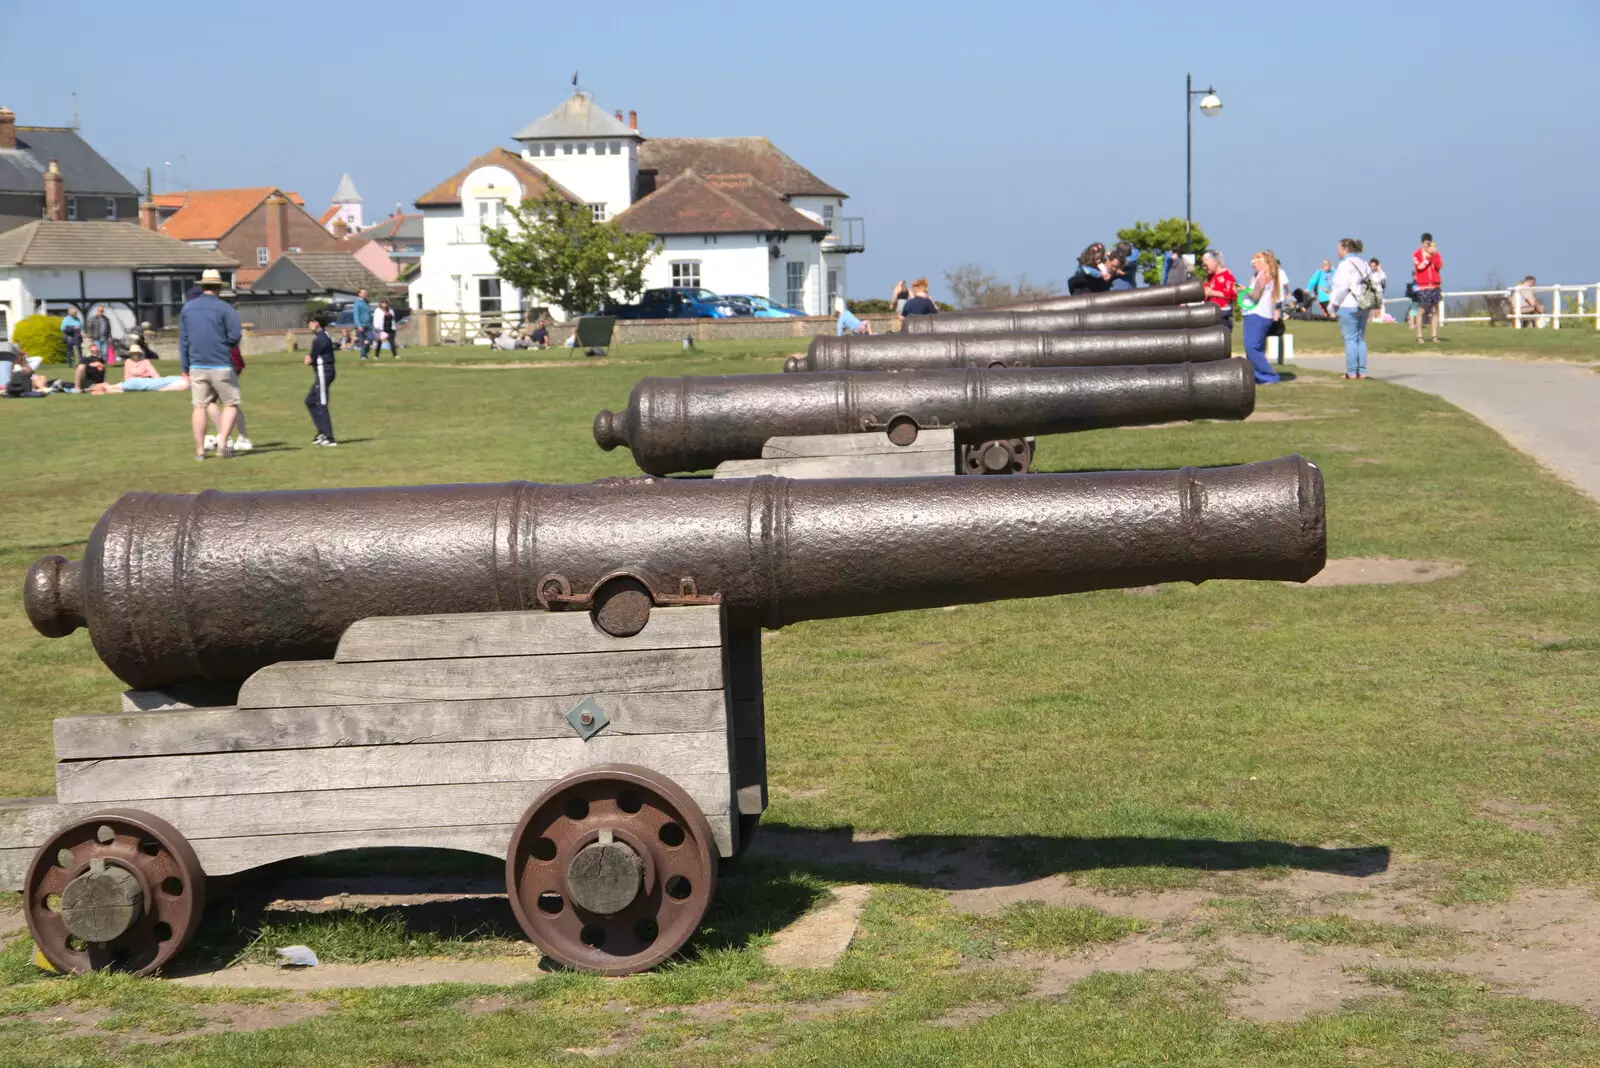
[0,220,237,268]
[0,127,140,197]
[317,205,339,226]
[353,214,424,243]
[638,138,844,199]
[514,93,639,141]
[249,251,389,298]
[331,173,361,203]
[613,170,828,236]
[158,187,307,240]
[153,190,304,210]
[413,146,583,208]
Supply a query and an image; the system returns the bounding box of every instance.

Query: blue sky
[7,0,1596,302]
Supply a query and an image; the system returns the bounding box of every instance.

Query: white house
[409,92,863,321]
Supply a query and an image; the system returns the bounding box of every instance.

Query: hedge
[12,315,66,365]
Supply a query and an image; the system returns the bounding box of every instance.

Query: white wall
[519,138,638,221]
[642,236,770,297]
[412,164,529,317]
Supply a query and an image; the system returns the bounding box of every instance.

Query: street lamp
[1186,74,1223,258]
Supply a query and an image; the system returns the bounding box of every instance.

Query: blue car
[724,294,803,318]
[599,288,735,320]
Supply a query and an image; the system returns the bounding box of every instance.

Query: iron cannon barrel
[595,360,1255,476]
[903,303,1220,336]
[943,280,1206,316]
[24,457,1325,689]
[787,325,1232,374]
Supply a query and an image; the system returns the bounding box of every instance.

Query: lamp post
[1186,74,1223,258]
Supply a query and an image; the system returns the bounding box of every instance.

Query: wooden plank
[0,777,730,847]
[714,450,956,480]
[191,810,736,875]
[57,732,731,805]
[724,624,768,816]
[761,428,956,458]
[55,690,726,761]
[0,847,31,891]
[336,605,723,664]
[237,647,723,709]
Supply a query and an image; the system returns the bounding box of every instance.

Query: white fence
[1425,283,1600,328]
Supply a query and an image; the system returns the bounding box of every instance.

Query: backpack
[1350,260,1382,311]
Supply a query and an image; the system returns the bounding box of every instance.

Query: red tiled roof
[613,170,828,236]
[413,147,582,208]
[638,138,844,199]
[157,187,307,240]
[317,205,339,226]
[153,190,305,210]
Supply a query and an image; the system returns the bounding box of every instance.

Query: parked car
[724,294,804,318]
[329,305,410,331]
[598,288,736,320]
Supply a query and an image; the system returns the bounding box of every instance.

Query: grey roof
[352,214,423,243]
[0,220,237,268]
[514,93,639,141]
[332,173,361,203]
[0,127,140,197]
[249,251,389,298]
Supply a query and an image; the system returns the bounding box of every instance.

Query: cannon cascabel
[787,325,1231,374]
[596,359,1254,476]
[25,458,1325,689]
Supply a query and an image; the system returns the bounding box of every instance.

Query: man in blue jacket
[179,269,243,460]
[351,289,374,359]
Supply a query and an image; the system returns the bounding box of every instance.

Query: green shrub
[13,315,66,365]
[848,298,891,314]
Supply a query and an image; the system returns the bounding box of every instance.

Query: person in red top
[1412,233,1443,343]
[1201,250,1238,329]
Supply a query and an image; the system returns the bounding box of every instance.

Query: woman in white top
[1241,251,1283,384]
[1366,258,1388,323]
[1326,238,1372,378]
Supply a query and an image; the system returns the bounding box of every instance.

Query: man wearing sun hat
[179,269,243,461]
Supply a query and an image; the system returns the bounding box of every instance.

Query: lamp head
[1199,93,1223,116]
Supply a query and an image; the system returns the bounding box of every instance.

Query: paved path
[1292,354,1600,501]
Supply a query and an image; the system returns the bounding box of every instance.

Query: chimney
[614,109,623,122]
[332,216,349,239]
[44,159,65,221]
[139,199,159,231]
[0,108,14,150]
[628,110,638,131]
[264,192,289,262]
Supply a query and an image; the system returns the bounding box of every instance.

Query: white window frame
[105,198,118,221]
[66,196,78,221]
[822,203,835,232]
[288,246,301,253]
[670,261,701,289]
[786,261,806,310]
[588,203,607,223]
[610,141,621,155]
[827,269,839,311]
[477,276,503,315]
[256,247,269,266]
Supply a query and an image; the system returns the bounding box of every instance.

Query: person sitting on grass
[87,344,190,392]
[835,296,872,335]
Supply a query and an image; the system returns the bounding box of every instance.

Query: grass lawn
[0,342,1595,1064]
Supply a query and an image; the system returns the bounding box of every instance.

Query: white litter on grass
[276,945,320,968]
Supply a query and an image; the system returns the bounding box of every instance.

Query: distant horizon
[7,0,1594,307]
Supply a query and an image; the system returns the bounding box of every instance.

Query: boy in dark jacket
[305,316,337,446]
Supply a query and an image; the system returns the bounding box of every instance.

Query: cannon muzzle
[596,360,1255,476]
[944,280,1205,316]
[905,303,1220,336]
[786,325,1231,374]
[26,457,1325,689]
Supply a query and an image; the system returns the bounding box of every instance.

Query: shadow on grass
[745,825,1390,890]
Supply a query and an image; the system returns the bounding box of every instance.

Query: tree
[12,314,65,364]
[942,263,1058,309]
[484,191,659,318]
[1115,217,1211,286]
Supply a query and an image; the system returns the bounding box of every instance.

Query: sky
[6,0,1597,303]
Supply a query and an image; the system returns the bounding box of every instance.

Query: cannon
[785,325,1231,374]
[944,280,1205,315]
[594,359,1255,477]
[904,303,1220,336]
[13,458,1325,976]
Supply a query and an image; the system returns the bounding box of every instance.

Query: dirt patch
[1245,411,1314,422]
[0,907,25,937]
[947,875,1209,924]
[1218,935,1396,1021]
[1295,558,1465,588]
[21,1001,335,1043]
[173,957,546,989]
[1005,938,1198,997]
[1477,798,1564,834]
[765,885,870,970]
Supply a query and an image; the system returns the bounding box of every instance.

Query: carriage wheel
[506,765,717,975]
[25,810,207,977]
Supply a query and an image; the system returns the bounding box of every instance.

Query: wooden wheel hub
[506,764,717,975]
